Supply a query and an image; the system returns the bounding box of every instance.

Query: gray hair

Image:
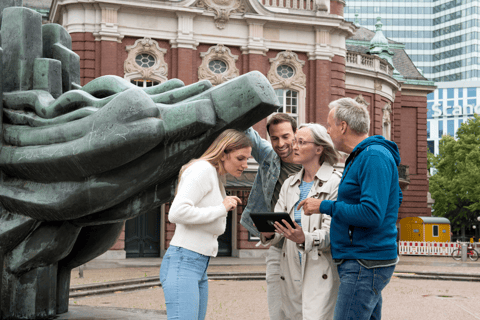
[299,123,340,166]
[328,97,370,134]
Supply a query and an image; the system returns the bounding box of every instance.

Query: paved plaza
[60,255,480,320]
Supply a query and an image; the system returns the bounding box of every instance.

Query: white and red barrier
[398,241,460,256]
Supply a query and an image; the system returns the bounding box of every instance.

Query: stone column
[330,0,345,16]
[91,3,123,78]
[170,12,199,85]
[242,20,269,137]
[307,26,337,125]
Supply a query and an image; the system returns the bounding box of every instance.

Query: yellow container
[399,216,451,242]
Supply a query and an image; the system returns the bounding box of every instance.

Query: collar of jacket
[288,162,335,187]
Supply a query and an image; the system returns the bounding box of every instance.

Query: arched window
[267,51,306,124]
[124,37,168,84]
[198,44,239,85]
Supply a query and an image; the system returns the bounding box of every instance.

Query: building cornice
[346,39,405,50]
[51,0,356,32]
[400,83,437,97]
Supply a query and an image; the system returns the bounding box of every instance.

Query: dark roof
[347,27,429,81]
[349,27,402,45]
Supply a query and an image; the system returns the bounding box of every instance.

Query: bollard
[79,264,84,278]
[461,243,467,262]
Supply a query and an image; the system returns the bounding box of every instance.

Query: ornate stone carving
[196,0,247,29]
[382,102,392,140]
[374,79,383,91]
[124,37,168,83]
[315,0,329,11]
[355,94,370,106]
[198,44,239,85]
[267,51,306,89]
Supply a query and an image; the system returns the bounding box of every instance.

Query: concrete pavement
[62,255,480,320]
[79,253,480,270]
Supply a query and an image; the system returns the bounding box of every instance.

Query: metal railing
[398,241,459,256]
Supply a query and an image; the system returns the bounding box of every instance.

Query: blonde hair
[178,129,252,182]
[299,123,340,166]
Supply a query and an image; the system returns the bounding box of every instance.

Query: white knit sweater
[168,160,228,257]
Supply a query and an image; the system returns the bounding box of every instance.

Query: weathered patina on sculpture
[0,5,279,320]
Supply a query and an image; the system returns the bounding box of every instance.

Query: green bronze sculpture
[0,5,279,319]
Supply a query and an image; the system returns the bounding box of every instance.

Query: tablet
[250,212,295,233]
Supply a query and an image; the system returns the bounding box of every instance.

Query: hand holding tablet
[251,212,305,244]
[250,212,295,233]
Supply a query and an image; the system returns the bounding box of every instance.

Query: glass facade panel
[438,120,443,137]
[468,88,476,97]
[447,120,455,136]
[427,102,434,119]
[428,140,435,154]
[447,88,454,99]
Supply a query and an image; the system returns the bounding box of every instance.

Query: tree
[428,114,480,233]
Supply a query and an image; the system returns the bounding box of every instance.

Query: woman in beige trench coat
[261,123,341,320]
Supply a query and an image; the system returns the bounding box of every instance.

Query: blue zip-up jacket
[320,136,403,260]
[240,128,282,238]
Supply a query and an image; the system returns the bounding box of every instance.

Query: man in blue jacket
[298,97,402,320]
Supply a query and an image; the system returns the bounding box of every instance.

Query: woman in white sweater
[160,129,252,320]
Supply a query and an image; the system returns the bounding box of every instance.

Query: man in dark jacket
[299,97,402,320]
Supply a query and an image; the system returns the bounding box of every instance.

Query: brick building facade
[49,0,435,258]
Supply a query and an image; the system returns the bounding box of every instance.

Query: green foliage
[427,151,436,171]
[430,114,480,232]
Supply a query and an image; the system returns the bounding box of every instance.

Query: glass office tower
[345,0,480,154]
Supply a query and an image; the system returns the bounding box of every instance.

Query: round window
[135,54,155,68]
[276,65,295,79]
[208,60,227,74]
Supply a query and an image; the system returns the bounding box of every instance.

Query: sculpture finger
[143,78,185,95]
[158,99,216,143]
[80,75,184,97]
[3,89,113,119]
[0,138,203,221]
[1,117,166,181]
[4,87,160,146]
[72,177,176,226]
[58,222,125,270]
[0,211,39,253]
[184,71,280,130]
[3,107,98,127]
[5,221,81,275]
[150,80,212,104]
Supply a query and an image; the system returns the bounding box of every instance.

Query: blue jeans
[160,245,211,320]
[334,260,395,320]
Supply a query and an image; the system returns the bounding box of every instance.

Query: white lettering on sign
[432,103,480,117]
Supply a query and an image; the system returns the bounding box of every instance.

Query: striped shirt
[294,180,315,227]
